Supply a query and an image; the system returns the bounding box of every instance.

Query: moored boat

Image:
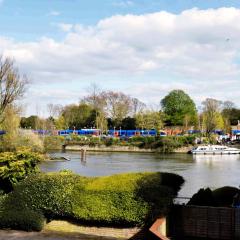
[191,145,240,154]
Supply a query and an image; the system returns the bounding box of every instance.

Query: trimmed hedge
[0,209,45,231]
[3,171,184,227]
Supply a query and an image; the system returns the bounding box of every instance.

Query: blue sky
[1,0,240,116]
[2,0,240,41]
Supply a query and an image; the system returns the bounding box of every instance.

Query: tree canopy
[161,90,197,126]
[0,56,27,123]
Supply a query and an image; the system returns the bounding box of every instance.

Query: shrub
[0,148,43,193]
[188,186,240,207]
[5,172,79,218]
[212,186,239,206]
[0,209,45,231]
[4,172,184,227]
[16,131,44,153]
[43,136,65,151]
[187,188,216,206]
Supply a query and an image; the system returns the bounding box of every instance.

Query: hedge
[0,209,45,231]
[2,171,184,227]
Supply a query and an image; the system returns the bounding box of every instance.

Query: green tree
[161,90,197,126]
[202,98,224,135]
[0,106,20,151]
[136,111,164,131]
[62,103,96,129]
[20,115,38,129]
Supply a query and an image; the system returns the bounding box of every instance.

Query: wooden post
[80,148,87,162]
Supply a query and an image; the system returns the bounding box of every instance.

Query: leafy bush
[0,148,43,193]
[5,171,78,218]
[43,135,65,151]
[188,186,240,207]
[187,188,216,206]
[0,209,45,231]
[212,186,239,206]
[4,172,184,227]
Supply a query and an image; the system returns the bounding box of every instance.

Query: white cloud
[49,11,61,16]
[2,7,240,113]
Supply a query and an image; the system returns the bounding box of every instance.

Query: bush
[188,186,240,207]
[0,209,45,231]
[5,171,79,218]
[187,188,216,206]
[43,136,65,151]
[212,186,239,206]
[0,148,43,193]
[4,172,184,227]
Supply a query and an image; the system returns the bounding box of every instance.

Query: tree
[20,115,39,129]
[0,56,27,123]
[103,91,132,126]
[62,103,96,129]
[161,90,197,126]
[136,111,164,131]
[202,98,224,135]
[131,98,146,116]
[221,101,240,126]
[0,105,20,151]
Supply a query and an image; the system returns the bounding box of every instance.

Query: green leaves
[3,172,184,227]
[0,148,43,192]
[161,90,197,126]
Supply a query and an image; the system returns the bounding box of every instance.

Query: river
[40,151,240,198]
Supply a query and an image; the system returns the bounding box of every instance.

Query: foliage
[62,103,96,129]
[0,106,20,151]
[161,90,197,126]
[222,107,240,125]
[20,115,38,129]
[212,186,239,206]
[0,148,43,193]
[187,188,216,206]
[135,111,164,131]
[121,117,136,130]
[201,98,224,135]
[43,135,65,151]
[0,209,45,231]
[16,130,44,152]
[188,186,240,207]
[3,172,184,227]
[0,56,27,123]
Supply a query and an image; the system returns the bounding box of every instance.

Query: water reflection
[40,151,240,198]
[193,154,240,163]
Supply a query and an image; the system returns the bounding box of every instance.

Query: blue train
[56,129,158,137]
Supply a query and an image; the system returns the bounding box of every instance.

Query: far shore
[63,145,193,153]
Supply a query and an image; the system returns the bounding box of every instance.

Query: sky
[1,0,240,116]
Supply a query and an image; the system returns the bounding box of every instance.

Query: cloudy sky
[1,0,240,116]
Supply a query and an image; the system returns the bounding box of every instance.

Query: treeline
[21,88,240,135]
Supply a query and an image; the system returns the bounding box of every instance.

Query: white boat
[191,145,240,154]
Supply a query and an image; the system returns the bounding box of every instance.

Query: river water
[40,151,240,198]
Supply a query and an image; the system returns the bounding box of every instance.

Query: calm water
[40,151,240,198]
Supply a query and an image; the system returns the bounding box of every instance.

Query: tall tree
[103,91,132,126]
[62,103,96,129]
[202,98,224,135]
[161,90,197,126]
[136,111,164,131]
[0,56,27,122]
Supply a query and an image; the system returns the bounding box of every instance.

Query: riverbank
[64,144,193,153]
